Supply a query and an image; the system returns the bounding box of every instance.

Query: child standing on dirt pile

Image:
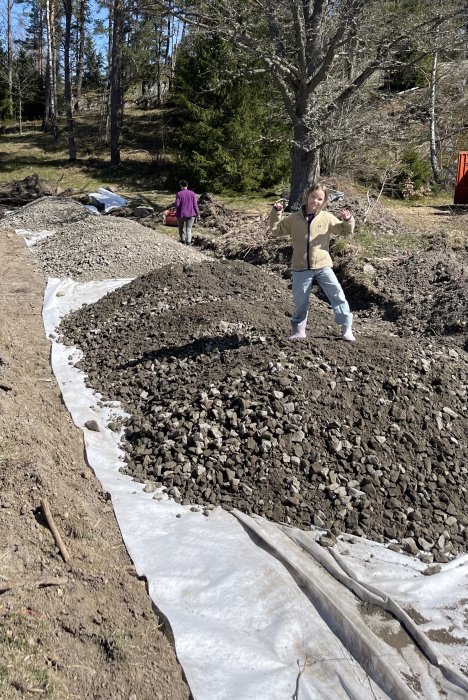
[175,180,200,245]
[269,183,356,341]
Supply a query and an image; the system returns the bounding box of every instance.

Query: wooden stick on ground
[40,498,71,564]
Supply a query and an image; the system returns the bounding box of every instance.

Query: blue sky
[1,0,109,61]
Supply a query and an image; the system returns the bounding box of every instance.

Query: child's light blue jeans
[292,267,353,327]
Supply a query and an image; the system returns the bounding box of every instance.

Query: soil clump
[0,174,72,206]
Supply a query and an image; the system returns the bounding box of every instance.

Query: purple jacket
[175,189,200,218]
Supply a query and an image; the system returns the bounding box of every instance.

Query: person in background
[269,183,356,341]
[175,180,200,245]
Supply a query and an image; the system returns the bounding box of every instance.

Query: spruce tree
[168,35,289,193]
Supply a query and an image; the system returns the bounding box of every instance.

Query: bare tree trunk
[110,0,123,165]
[169,14,184,91]
[7,0,13,118]
[74,0,87,110]
[39,8,45,75]
[45,0,59,138]
[429,49,441,183]
[102,9,113,143]
[290,122,320,209]
[63,0,77,160]
[44,61,51,131]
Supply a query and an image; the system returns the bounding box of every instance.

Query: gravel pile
[1,197,208,281]
[59,259,468,562]
[2,197,92,228]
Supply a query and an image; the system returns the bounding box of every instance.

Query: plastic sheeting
[86,187,128,214]
[15,228,56,247]
[43,276,468,700]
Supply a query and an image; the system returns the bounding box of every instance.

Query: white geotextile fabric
[42,276,468,700]
[15,227,56,247]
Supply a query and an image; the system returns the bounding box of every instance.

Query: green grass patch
[0,109,178,199]
[337,224,431,259]
[0,111,285,212]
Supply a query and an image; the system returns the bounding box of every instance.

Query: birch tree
[74,0,88,109]
[428,47,441,183]
[44,0,58,136]
[7,0,14,117]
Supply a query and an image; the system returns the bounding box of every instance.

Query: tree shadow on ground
[431,204,468,217]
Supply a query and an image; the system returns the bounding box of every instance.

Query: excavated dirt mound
[345,243,468,346]
[190,191,420,264]
[59,259,468,562]
[0,174,72,205]
[160,193,468,349]
[140,190,411,264]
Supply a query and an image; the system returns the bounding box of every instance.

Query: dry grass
[0,108,176,202]
[0,438,23,466]
[0,609,57,699]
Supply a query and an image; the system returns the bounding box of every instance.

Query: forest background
[0,0,467,209]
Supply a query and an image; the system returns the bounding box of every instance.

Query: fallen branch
[41,498,71,564]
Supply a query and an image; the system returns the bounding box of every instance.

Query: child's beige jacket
[268,206,354,271]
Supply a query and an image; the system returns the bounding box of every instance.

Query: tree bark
[45,0,58,138]
[429,49,441,183]
[7,0,13,118]
[110,0,123,165]
[63,0,77,160]
[74,0,87,110]
[289,123,320,210]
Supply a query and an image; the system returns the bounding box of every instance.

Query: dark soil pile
[59,259,468,562]
[173,196,468,350]
[0,174,71,205]
[153,193,468,351]
[347,244,468,346]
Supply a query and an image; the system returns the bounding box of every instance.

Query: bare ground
[0,231,190,699]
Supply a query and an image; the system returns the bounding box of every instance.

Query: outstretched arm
[329,210,355,237]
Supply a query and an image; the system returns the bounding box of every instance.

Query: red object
[163,207,178,226]
[454,152,468,204]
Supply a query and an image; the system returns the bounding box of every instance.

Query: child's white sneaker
[341,325,356,342]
